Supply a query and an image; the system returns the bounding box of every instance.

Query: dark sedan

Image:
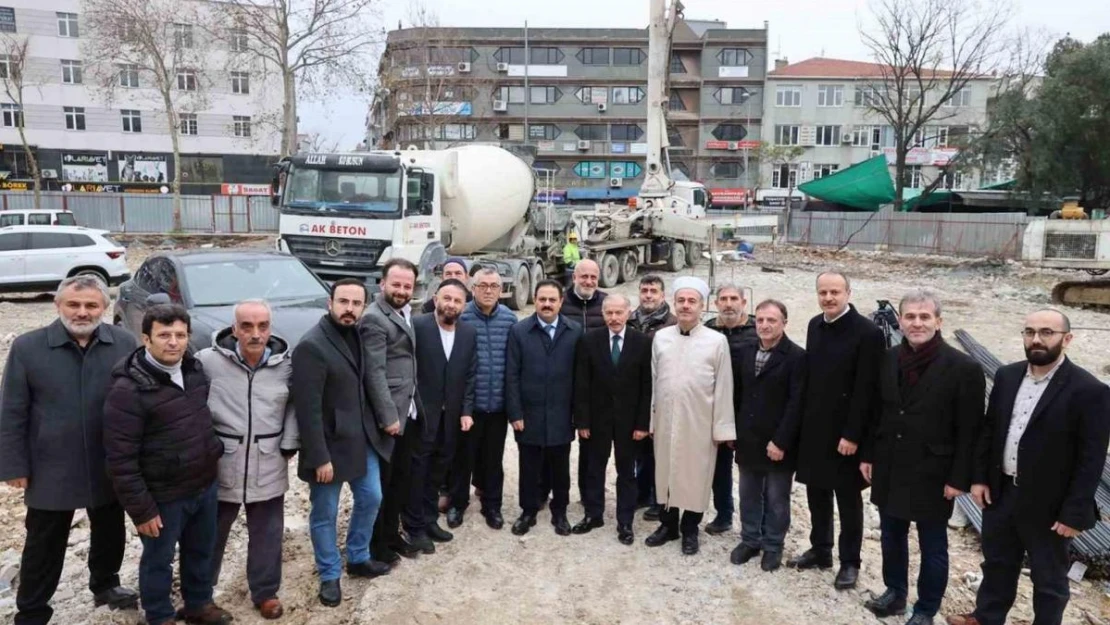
[114,250,332,352]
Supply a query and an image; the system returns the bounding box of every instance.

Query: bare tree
[755,142,805,226]
[0,35,41,205]
[297,130,341,153]
[208,0,381,157]
[860,0,1010,211]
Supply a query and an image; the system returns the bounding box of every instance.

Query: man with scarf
[860,290,983,625]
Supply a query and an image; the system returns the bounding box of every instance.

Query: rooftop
[768,57,982,80]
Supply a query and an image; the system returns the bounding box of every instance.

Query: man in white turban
[645,276,736,555]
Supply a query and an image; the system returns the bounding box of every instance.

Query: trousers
[806,484,864,566]
[211,495,284,606]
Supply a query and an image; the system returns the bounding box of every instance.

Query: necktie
[611,334,621,365]
[545,324,555,340]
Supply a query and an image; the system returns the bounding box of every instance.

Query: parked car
[0,225,130,294]
[0,209,78,227]
[114,250,331,352]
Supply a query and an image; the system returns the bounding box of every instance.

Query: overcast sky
[297,0,1107,149]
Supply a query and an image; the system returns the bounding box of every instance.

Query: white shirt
[1002,357,1065,476]
[439,324,456,360]
[823,305,850,324]
[393,303,418,419]
[609,327,626,345]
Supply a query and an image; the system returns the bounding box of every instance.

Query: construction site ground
[0,238,1108,625]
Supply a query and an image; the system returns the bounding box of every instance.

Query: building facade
[0,0,283,194]
[368,20,769,206]
[760,57,997,206]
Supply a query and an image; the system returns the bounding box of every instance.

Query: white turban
[672,276,709,301]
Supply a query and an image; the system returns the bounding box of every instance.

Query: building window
[529,86,561,104]
[670,161,691,179]
[231,71,250,95]
[529,47,563,65]
[852,125,875,147]
[718,48,752,66]
[573,161,609,178]
[610,124,643,141]
[611,87,644,104]
[174,23,194,48]
[177,70,197,91]
[775,85,801,107]
[428,47,474,64]
[0,7,15,33]
[57,12,78,37]
[229,28,248,52]
[711,124,747,141]
[670,53,686,73]
[1,103,22,127]
[710,162,742,178]
[774,125,800,145]
[612,48,646,66]
[495,86,526,104]
[577,48,609,65]
[64,106,85,130]
[179,113,198,135]
[855,85,885,107]
[493,47,524,64]
[233,115,251,137]
[528,124,560,140]
[574,124,608,141]
[815,125,841,146]
[715,87,750,105]
[813,164,840,179]
[944,88,971,107]
[180,156,224,183]
[904,165,923,189]
[608,162,642,178]
[942,170,965,189]
[667,92,686,111]
[817,84,843,107]
[0,54,10,79]
[532,160,560,174]
[121,109,142,133]
[667,126,685,147]
[575,87,597,103]
[61,60,82,84]
[772,164,798,189]
[119,64,139,87]
[434,124,476,141]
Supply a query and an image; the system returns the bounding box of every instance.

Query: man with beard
[646,276,735,556]
[406,280,477,548]
[703,284,758,536]
[1,276,140,625]
[294,279,391,607]
[362,259,426,561]
[421,258,471,314]
[628,274,676,522]
[791,271,884,591]
[859,291,983,625]
[947,310,1110,625]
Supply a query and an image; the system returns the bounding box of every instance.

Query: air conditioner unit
[496,62,509,72]
[841,133,855,143]
[609,177,623,188]
[41,169,58,179]
[727,141,739,150]
[457,62,471,73]
[492,100,508,112]
[577,140,591,150]
[597,103,607,113]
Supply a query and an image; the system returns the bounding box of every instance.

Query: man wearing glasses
[947,309,1110,625]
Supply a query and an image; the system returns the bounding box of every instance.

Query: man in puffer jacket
[195,300,298,620]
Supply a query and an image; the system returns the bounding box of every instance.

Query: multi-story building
[368,20,768,206]
[760,57,997,207]
[0,0,282,194]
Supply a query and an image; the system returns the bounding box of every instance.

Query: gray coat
[0,320,138,510]
[196,328,299,504]
[359,296,425,453]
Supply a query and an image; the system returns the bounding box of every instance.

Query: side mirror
[145,293,172,306]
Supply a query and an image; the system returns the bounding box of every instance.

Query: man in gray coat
[0,276,140,625]
[361,258,425,563]
[196,300,299,620]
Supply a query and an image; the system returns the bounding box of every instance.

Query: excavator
[1022,207,1110,307]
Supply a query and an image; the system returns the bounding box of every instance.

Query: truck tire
[528,262,545,304]
[666,242,687,273]
[685,242,702,267]
[619,250,639,284]
[508,264,530,311]
[598,252,620,288]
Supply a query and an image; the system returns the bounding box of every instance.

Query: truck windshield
[283,167,402,215]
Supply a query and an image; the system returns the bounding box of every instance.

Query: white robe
[650,323,736,513]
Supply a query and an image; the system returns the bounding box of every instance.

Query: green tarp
[797,155,895,211]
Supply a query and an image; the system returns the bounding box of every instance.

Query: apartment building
[367,20,769,206]
[0,0,282,194]
[761,57,996,206]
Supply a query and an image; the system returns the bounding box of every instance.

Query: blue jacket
[506,314,582,447]
[460,300,518,413]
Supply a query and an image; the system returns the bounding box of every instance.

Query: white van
[0,208,78,227]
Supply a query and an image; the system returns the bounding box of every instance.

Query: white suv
[0,225,130,294]
[0,209,78,227]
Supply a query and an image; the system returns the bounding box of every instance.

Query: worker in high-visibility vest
[563,231,581,287]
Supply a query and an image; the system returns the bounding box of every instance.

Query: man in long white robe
[646,276,736,555]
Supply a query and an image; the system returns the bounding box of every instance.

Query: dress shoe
[256,598,283,620]
[729,543,760,565]
[642,504,663,522]
[760,551,783,572]
[375,548,401,566]
[446,507,464,529]
[176,603,233,625]
[571,516,604,534]
[905,614,934,625]
[834,565,859,590]
[427,522,454,543]
[635,500,652,510]
[347,560,391,578]
[617,524,634,545]
[93,586,139,610]
[511,513,537,535]
[319,579,341,607]
[681,533,699,555]
[391,533,423,559]
[945,615,983,625]
[482,509,505,530]
[864,588,907,618]
[704,516,732,535]
[408,532,436,555]
[645,524,679,547]
[552,514,572,536]
[787,549,833,570]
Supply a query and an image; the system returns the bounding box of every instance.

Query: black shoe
[552,514,572,536]
[635,500,652,510]
[729,543,760,565]
[904,614,933,625]
[408,532,435,555]
[93,586,139,610]
[375,548,401,567]
[446,507,464,529]
[571,516,604,534]
[482,509,505,530]
[864,588,906,617]
[319,579,341,607]
[391,533,423,559]
[427,522,454,543]
[644,524,679,547]
[511,514,537,535]
[761,551,783,572]
[617,524,634,545]
[834,565,860,590]
[681,533,699,555]
[346,560,391,578]
[787,549,833,570]
[704,516,732,536]
[642,504,662,522]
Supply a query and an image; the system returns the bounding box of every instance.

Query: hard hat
[568,231,579,240]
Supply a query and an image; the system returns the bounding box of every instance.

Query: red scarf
[897,332,943,386]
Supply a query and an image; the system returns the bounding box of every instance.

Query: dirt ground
[1,238,1108,625]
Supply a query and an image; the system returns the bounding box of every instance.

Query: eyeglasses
[1021,328,1067,340]
[473,284,502,292]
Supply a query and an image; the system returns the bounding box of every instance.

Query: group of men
[0,255,1107,625]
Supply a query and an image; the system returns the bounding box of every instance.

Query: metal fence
[786,210,1029,259]
[0,191,278,234]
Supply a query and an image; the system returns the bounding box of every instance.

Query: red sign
[222,183,272,196]
[705,140,729,150]
[705,140,762,151]
[709,188,752,205]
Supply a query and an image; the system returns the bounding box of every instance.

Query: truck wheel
[619,250,639,284]
[528,262,545,304]
[666,242,687,273]
[685,242,702,267]
[508,264,530,311]
[598,252,620,288]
